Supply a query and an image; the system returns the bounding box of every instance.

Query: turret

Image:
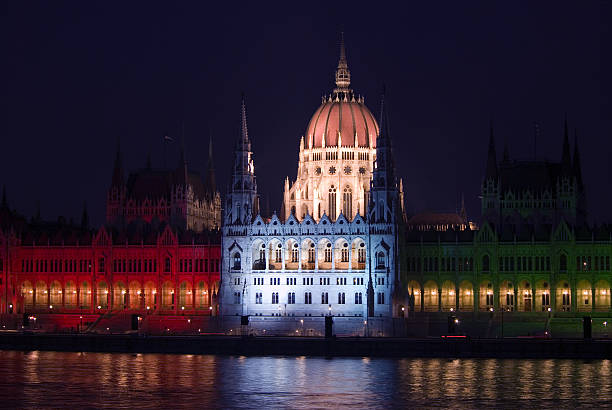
[369,88,399,223]
[561,115,572,172]
[224,94,258,225]
[106,139,126,225]
[573,130,583,189]
[485,124,498,180]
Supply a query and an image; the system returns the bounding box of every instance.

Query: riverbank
[1,332,610,359]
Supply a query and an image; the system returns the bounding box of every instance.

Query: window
[304,292,312,304]
[233,292,240,304]
[355,292,362,304]
[560,254,567,272]
[376,252,385,269]
[377,277,384,285]
[272,292,279,304]
[164,257,171,273]
[329,186,337,220]
[358,248,366,263]
[291,247,299,263]
[321,292,328,304]
[541,292,550,309]
[377,292,385,304]
[234,277,241,285]
[275,248,282,263]
[308,246,315,263]
[341,247,349,262]
[98,258,105,273]
[288,292,295,304]
[325,245,332,262]
[255,293,262,304]
[338,292,345,304]
[232,253,241,270]
[482,255,490,272]
[486,292,494,307]
[343,186,352,217]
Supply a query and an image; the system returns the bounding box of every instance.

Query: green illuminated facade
[402,122,612,320]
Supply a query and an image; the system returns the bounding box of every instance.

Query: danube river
[0,351,610,408]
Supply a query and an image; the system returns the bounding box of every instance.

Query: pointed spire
[486,122,498,179]
[377,85,391,144]
[573,129,583,188]
[241,92,249,145]
[561,114,571,167]
[334,32,351,90]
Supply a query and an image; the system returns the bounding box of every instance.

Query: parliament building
[0,37,610,337]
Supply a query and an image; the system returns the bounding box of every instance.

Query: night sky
[2,2,610,227]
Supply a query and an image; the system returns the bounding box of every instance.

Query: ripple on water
[0,352,609,409]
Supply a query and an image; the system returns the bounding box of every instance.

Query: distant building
[0,147,222,319]
[403,124,612,323]
[106,139,221,232]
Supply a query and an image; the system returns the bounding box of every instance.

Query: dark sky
[2,1,610,227]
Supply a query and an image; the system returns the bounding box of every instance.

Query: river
[0,351,610,408]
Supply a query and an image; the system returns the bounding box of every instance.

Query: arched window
[343,186,352,217]
[329,186,337,220]
[560,254,567,272]
[482,255,490,272]
[232,252,241,270]
[376,252,385,269]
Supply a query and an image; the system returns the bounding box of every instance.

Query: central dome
[306,97,378,148]
[304,35,378,149]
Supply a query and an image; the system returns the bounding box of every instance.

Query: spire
[561,114,571,167]
[241,93,249,145]
[459,193,467,222]
[334,32,351,90]
[486,122,498,179]
[111,137,124,187]
[573,129,583,188]
[377,85,391,145]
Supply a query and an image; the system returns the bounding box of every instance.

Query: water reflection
[0,352,610,408]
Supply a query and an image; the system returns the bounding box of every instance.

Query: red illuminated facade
[0,149,221,319]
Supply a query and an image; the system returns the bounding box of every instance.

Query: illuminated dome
[304,36,378,149]
[306,96,378,148]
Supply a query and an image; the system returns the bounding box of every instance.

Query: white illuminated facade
[220,40,403,335]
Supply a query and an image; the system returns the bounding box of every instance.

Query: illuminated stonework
[282,37,381,223]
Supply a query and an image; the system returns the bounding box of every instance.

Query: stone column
[474,286,480,312]
[531,284,536,312]
[348,244,352,273]
[513,284,518,312]
[550,284,556,313]
[455,285,459,311]
[437,287,442,312]
[592,286,596,311]
[420,285,424,313]
[571,281,577,313]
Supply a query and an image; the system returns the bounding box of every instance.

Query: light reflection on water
[0,351,610,409]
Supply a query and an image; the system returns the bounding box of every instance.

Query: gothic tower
[224,95,259,225]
